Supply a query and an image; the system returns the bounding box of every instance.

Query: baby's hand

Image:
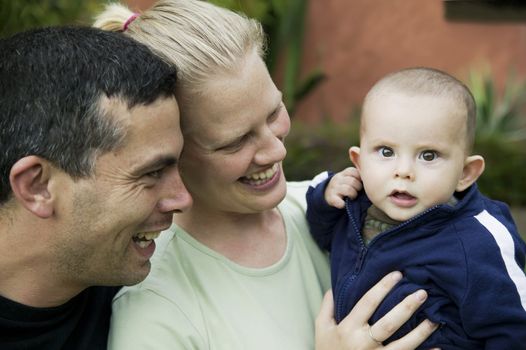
[324,167,362,208]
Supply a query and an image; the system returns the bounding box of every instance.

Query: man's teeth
[134,231,161,241]
[245,164,278,181]
[136,240,152,249]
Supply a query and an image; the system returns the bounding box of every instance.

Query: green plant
[468,68,526,142]
[467,69,526,206]
[0,0,103,38]
[209,0,324,115]
[283,114,360,181]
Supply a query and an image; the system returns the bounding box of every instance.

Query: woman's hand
[315,271,440,350]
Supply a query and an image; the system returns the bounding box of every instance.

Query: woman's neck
[174,206,287,268]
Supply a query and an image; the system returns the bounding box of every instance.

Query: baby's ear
[349,146,361,170]
[456,155,485,192]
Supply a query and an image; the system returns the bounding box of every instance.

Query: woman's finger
[384,319,439,350]
[316,290,336,329]
[369,289,428,341]
[340,271,403,330]
[315,290,343,350]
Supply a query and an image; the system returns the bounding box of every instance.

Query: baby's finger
[340,166,361,180]
[326,194,345,208]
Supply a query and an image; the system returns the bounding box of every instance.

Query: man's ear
[349,146,361,171]
[9,156,55,218]
[456,155,485,192]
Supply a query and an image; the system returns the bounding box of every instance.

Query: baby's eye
[378,146,394,158]
[420,150,438,161]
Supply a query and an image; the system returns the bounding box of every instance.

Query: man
[0,26,192,349]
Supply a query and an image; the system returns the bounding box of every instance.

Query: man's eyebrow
[131,155,177,175]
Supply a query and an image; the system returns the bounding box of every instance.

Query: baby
[306,67,526,349]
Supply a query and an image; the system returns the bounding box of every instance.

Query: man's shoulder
[0,285,120,350]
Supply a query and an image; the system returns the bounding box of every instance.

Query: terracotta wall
[126,0,526,123]
[298,0,526,122]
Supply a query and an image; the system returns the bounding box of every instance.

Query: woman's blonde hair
[94,0,265,94]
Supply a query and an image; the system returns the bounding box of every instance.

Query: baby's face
[354,92,468,221]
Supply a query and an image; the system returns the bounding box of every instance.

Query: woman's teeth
[244,164,278,184]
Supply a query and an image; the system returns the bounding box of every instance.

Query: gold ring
[368,326,383,345]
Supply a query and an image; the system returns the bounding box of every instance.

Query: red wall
[298,0,526,122]
[127,0,526,122]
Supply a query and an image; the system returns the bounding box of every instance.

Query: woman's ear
[349,146,361,171]
[456,155,485,192]
[9,156,54,218]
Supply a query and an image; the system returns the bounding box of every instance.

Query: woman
[94,1,438,349]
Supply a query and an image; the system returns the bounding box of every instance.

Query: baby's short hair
[363,67,476,151]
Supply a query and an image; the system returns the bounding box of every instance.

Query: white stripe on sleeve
[309,171,330,189]
[475,209,526,311]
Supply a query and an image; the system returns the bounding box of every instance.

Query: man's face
[53,96,192,287]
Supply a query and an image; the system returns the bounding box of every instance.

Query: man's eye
[420,150,438,161]
[146,169,163,179]
[379,146,394,158]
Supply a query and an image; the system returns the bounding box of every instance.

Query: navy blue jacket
[306,172,526,350]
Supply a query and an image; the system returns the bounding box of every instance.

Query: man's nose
[158,168,193,214]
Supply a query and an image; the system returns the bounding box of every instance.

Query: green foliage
[468,69,526,206]
[209,0,325,115]
[0,0,103,38]
[475,137,526,206]
[283,113,360,181]
[468,68,526,142]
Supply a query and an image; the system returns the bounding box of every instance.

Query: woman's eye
[219,141,242,152]
[420,150,438,161]
[268,103,284,123]
[218,135,248,153]
[379,146,394,158]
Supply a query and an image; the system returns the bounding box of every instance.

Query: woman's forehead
[180,54,281,135]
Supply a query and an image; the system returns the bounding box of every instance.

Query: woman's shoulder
[282,181,311,210]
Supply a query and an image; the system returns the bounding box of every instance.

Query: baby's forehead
[361,91,470,143]
[364,90,467,119]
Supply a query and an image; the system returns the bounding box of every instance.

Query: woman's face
[178,50,291,215]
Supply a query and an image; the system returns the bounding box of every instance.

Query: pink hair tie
[123,13,139,31]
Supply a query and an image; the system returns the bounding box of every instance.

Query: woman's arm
[315,271,439,350]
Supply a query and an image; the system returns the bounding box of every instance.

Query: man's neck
[0,221,83,308]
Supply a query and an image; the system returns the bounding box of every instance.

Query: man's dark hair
[0,26,178,203]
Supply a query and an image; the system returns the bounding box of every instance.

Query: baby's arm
[324,167,362,208]
[306,168,361,250]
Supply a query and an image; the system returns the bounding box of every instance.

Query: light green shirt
[108,182,330,350]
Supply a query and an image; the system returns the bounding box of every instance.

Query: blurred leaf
[468,67,526,142]
[211,0,324,117]
[0,0,105,38]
